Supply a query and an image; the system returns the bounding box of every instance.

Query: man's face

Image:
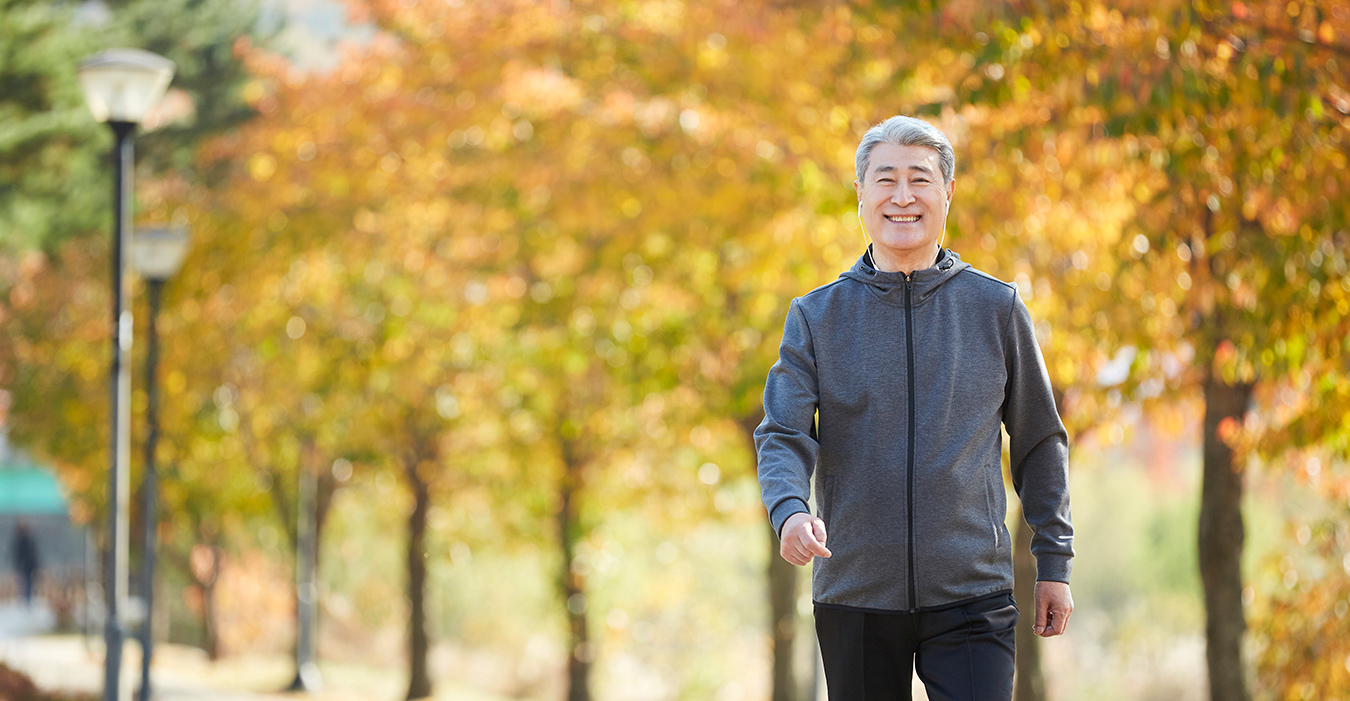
[854,143,954,267]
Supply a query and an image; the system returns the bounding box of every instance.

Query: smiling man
[755,116,1075,700]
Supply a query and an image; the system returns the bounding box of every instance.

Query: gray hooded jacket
[756,248,1073,612]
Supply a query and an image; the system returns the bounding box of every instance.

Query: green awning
[0,464,69,515]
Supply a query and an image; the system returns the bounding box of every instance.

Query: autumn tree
[0,0,266,655]
[326,3,883,698]
[188,13,563,692]
[1252,446,1350,699]
[963,1,1350,698]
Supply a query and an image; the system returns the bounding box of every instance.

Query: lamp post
[79,48,175,701]
[130,226,189,701]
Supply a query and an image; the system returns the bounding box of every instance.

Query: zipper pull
[905,273,912,289]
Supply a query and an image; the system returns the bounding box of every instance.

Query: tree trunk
[1199,376,1253,701]
[1014,387,1068,701]
[558,449,592,701]
[768,522,799,701]
[198,545,223,661]
[288,455,322,692]
[1013,514,1045,701]
[270,444,336,573]
[263,457,325,688]
[405,460,433,700]
[738,410,798,701]
[202,578,221,660]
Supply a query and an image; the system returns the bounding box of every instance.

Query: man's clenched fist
[780,512,832,566]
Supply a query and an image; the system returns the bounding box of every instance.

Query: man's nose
[890,185,915,205]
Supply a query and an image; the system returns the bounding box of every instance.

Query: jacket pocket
[983,467,1000,550]
[818,474,833,523]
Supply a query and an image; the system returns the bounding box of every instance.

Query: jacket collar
[839,246,970,308]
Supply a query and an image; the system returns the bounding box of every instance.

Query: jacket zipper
[905,273,917,612]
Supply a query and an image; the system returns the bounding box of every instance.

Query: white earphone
[858,193,953,267]
[858,202,872,247]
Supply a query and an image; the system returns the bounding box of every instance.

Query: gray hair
[854,115,955,185]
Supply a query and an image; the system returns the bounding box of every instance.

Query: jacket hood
[839,247,971,308]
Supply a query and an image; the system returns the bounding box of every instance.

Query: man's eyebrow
[872,164,936,177]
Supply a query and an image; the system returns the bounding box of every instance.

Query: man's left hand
[1033,581,1073,637]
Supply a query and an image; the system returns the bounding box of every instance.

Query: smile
[885,215,920,222]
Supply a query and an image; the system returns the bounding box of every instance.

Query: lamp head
[79,49,176,125]
[131,226,190,281]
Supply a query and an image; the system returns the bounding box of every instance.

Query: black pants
[815,592,1018,701]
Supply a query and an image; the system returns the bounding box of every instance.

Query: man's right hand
[780,512,832,566]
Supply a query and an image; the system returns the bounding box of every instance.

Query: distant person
[12,521,39,606]
[756,115,1074,700]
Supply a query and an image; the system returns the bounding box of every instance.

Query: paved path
[0,599,57,638]
[0,634,321,701]
[0,598,287,701]
[0,598,507,701]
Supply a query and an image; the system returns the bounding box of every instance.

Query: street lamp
[130,226,189,701]
[79,48,175,701]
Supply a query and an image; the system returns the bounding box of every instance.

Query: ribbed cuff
[1035,553,1072,584]
[769,497,810,539]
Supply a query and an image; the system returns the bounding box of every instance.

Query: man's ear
[854,179,863,202]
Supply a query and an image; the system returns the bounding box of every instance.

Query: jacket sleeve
[1002,294,1074,583]
[755,299,819,539]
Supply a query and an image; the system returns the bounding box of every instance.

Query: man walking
[756,115,1074,700]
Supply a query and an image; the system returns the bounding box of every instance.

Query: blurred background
[1,0,1347,700]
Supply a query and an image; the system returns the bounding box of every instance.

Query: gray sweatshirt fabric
[756,248,1073,612]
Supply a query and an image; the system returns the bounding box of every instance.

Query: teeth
[886,215,919,222]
